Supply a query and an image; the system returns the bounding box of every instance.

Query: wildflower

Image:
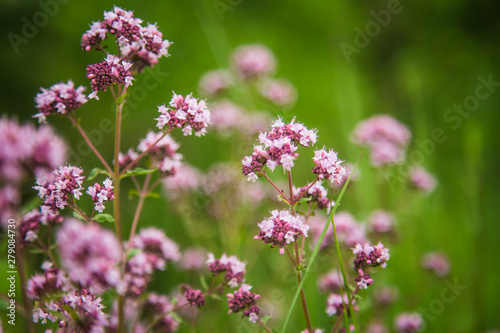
[156,92,211,137]
[124,228,180,296]
[34,165,85,217]
[394,312,424,333]
[162,163,201,199]
[368,210,396,233]
[353,242,390,271]
[182,286,205,308]
[206,253,246,287]
[242,145,268,182]
[367,321,389,333]
[86,55,134,100]
[355,269,373,289]
[18,210,62,247]
[143,293,179,332]
[312,148,347,185]
[137,131,182,176]
[179,247,207,271]
[209,100,245,133]
[421,252,450,277]
[117,148,139,169]
[258,78,297,107]
[87,178,114,212]
[409,166,437,193]
[198,69,233,96]
[254,209,310,255]
[293,181,331,210]
[351,115,411,167]
[33,80,87,122]
[231,44,276,79]
[374,286,398,305]
[57,219,121,292]
[318,270,345,293]
[227,284,261,323]
[26,262,70,300]
[326,293,353,316]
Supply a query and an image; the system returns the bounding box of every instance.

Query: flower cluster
[86,178,114,212]
[117,148,139,169]
[162,163,201,199]
[33,80,88,122]
[242,117,317,182]
[57,219,121,292]
[231,44,276,79]
[226,284,261,323]
[156,92,212,137]
[421,251,450,277]
[206,253,246,287]
[143,293,179,332]
[318,270,345,294]
[124,228,180,296]
[137,131,182,176]
[198,69,233,96]
[81,6,171,72]
[409,166,437,193]
[394,312,424,333]
[34,165,85,217]
[0,118,66,184]
[258,78,297,107]
[309,212,366,250]
[293,181,331,210]
[26,262,70,300]
[326,293,352,316]
[182,285,206,308]
[18,210,62,247]
[353,242,390,289]
[312,148,347,185]
[368,210,396,233]
[33,289,108,331]
[254,209,310,255]
[86,54,134,100]
[352,115,411,166]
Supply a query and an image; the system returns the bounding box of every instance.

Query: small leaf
[72,211,86,221]
[277,194,289,204]
[115,91,128,105]
[209,294,221,301]
[298,197,312,204]
[88,168,111,181]
[127,248,141,260]
[295,264,306,272]
[93,213,115,223]
[120,167,157,179]
[200,276,209,291]
[260,315,272,324]
[170,312,183,324]
[354,294,363,301]
[29,248,46,254]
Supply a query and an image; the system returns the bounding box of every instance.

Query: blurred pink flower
[395,312,424,333]
[231,44,276,79]
[421,251,450,277]
[198,69,233,96]
[259,78,297,107]
[409,166,437,193]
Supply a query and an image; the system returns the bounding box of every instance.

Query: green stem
[331,287,359,333]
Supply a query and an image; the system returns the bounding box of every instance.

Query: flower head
[421,252,450,277]
[254,209,310,255]
[368,210,396,233]
[312,148,347,184]
[198,69,233,96]
[206,253,246,287]
[226,284,261,323]
[409,166,437,193]
[394,312,424,333]
[138,131,182,176]
[231,44,276,79]
[26,262,70,300]
[87,178,114,212]
[34,80,87,122]
[34,165,85,217]
[156,92,211,137]
[86,55,134,100]
[259,78,297,107]
[353,242,390,271]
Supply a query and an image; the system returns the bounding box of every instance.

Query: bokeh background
[1,0,499,332]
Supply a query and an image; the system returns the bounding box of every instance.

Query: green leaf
[129,189,160,199]
[200,276,209,291]
[93,213,115,223]
[170,312,183,324]
[127,248,141,260]
[72,211,86,221]
[88,168,111,181]
[260,315,272,324]
[120,167,157,179]
[115,91,128,105]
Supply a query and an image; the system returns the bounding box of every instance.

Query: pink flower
[87,178,114,212]
[259,78,297,107]
[33,80,87,122]
[326,293,352,316]
[409,166,437,193]
[182,286,205,308]
[179,247,207,271]
[26,262,70,300]
[206,253,246,287]
[353,242,390,270]
[143,293,179,332]
[368,210,395,233]
[86,55,134,100]
[318,270,345,293]
[421,252,450,277]
[352,115,411,166]
[34,165,85,217]
[198,69,233,96]
[209,100,245,133]
[254,209,310,255]
[18,210,62,247]
[156,92,211,137]
[312,148,347,184]
[137,131,182,176]
[57,219,121,292]
[232,44,276,79]
[227,284,261,323]
[374,286,398,305]
[394,312,424,333]
[162,163,201,199]
[293,181,331,210]
[117,148,139,169]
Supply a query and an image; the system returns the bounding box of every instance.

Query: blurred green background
[1,0,499,332]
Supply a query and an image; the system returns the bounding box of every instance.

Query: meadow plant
[0,6,447,333]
